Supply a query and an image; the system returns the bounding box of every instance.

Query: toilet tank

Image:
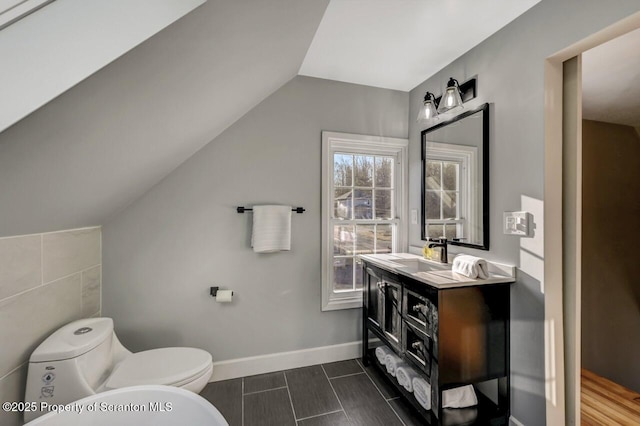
[25,318,118,422]
[30,318,116,388]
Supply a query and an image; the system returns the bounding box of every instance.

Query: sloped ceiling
[583,27,640,127]
[0,0,546,237]
[0,0,206,133]
[0,0,329,237]
[299,0,541,91]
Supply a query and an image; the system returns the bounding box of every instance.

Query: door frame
[543,11,640,426]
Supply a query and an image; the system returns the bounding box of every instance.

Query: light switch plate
[411,209,418,225]
[503,211,533,237]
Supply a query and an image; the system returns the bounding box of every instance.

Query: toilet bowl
[24,385,228,426]
[24,318,213,422]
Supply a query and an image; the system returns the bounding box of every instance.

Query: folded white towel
[442,384,478,408]
[442,407,478,424]
[412,377,431,410]
[452,255,489,279]
[395,365,420,392]
[251,205,292,253]
[374,346,393,365]
[384,353,403,377]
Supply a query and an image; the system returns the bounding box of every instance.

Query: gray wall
[581,119,640,392]
[0,0,328,238]
[408,1,640,425]
[102,76,408,359]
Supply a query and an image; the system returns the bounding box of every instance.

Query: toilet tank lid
[30,318,114,363]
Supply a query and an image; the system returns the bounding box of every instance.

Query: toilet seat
[105,347,212,390]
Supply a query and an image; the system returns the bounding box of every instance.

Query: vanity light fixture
[437,77,477,114]
[416,91,439,122]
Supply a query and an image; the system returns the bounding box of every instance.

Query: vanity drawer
[402,289,437,337]
[402,321,433,377]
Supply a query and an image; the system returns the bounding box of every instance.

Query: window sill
[322,296,363,311]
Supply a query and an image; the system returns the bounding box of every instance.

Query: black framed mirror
[421,103,489,250]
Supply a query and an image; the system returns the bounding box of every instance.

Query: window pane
[443,162,459,190]
[354,155,373,187]
[334,188,352,219]
[375,157,393,188]
[356,225,375,254]
[333,225,354,255]
[374,189,393,219]
[442,191,457,219]
[376,224,393,254]
[334,154,353,186]
[445,224,457,240]
[428,224,444,240]
[353,189,373,219]
[426,191,441,219]
[355,260,364,290]
[426,160,441,190]
[333,257,354,291]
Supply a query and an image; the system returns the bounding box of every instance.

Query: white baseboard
[209,341,362,382]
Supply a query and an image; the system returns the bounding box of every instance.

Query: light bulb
[417,92,438,122]
[437,78,463,114]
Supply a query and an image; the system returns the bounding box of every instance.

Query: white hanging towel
[251,205,292,253]
[452,255,490,279]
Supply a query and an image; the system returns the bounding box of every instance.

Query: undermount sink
[359,253,515,288]
[390,257,449,273]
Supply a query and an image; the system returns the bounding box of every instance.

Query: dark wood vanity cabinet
[362,261,511,425]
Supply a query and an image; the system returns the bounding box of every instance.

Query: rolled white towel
[452,255,489,280]
[384,353,403,377]
[442,384,478,408]
[396,365,420,392]
[412,377,431,410]
[374,346,393,365]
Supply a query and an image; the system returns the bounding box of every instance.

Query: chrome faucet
[428,238,448,264]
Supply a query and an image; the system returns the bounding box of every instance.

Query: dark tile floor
[200,359,425,426]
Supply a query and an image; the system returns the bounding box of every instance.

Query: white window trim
[424,141,477,243]
[322,131,408,311]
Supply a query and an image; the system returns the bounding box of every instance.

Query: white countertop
[359,253,515,289]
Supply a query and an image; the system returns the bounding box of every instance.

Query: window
[424,142,477,243]
[322,132,408,311]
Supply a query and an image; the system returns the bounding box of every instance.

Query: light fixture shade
[437,78,463,114]
[417,92,438,122]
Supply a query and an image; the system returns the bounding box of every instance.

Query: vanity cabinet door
[381,278,403,350]
[364,266,383,329]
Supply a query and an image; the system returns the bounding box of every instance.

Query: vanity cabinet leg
[362,310,369,366]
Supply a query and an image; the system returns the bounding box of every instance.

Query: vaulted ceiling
[300,0,541,91]
[0,0,329,236]
[0,0,542,236]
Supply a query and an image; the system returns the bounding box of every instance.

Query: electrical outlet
[503,211,533,237]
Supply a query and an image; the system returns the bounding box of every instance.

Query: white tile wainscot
[0,227,102,426]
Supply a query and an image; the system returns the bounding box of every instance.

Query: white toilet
[24,318,213,422]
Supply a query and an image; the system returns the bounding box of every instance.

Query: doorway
[579,28,640,424]
[543,11,640,426]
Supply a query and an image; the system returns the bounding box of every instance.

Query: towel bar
[237,206,305,214]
